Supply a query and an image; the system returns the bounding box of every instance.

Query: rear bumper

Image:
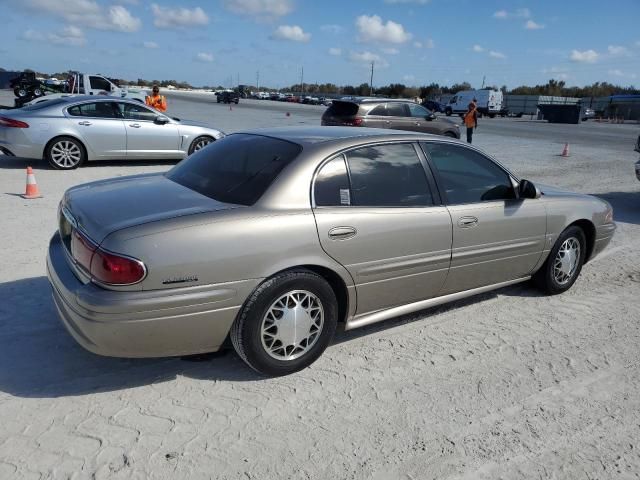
[0,138,42,159]
[46,233,260,358]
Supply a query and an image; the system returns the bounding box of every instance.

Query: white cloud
[328,47,342,56]
[320,24,343,34]
[570,49,599,63]
[493,8,530,19]
[349,50,389,68]
[195,52,214,62]
[413,41,422,48]
[525,20,544,30]
[493,10,507,19]
[489,50,506,59]
[472,44,484,52]
[21,0,140,32]
[23,25,86,47]
[270,25,311,42]
[382,47,399,54]
[414,38,435,49]
[608,45,630,56]
[143,41,159,48]
[384,0,430,3]
[151,4,209,29]
[222,0,292,18]
[356,15,412,44]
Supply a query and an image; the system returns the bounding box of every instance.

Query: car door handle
[129,123,141,128]
[328,226,357,240]
[457,216,478,228]
[78,121,92,126]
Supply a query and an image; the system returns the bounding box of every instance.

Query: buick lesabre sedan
[0,96,224,169]
[47,127,615,375]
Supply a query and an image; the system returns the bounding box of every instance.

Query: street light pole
[369,61,374,96]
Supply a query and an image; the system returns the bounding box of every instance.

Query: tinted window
[117,102,157,121]
[369,104,388,116]
[408,103,430,117]
[167,134,302,206]
[422,143,515,204]
[314,156,350,207]
[67,102,117,118]
[89,76,112,91]
[346,144,433,207]
[386,103,407,117]
[325,101,359,117]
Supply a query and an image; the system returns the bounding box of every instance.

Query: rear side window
[67,102,117,118]
[346,144,433,207]
[167,134,302,206]
[314,156,350,207]
[386,103,407,117]
[368,104,388,116]
[325,101,359,117]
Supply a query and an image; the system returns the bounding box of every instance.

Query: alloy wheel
[50,140,82,168]
[553,237,581,285]
[193,138,212,152]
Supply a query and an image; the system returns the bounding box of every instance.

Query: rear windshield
[166,134,302,206]
[325,101,359,117]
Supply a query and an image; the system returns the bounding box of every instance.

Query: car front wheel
[533,226,586,294]
[188,135,214,155]
[230,270,338,376]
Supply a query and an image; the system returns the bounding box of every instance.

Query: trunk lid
[61,173,239,244]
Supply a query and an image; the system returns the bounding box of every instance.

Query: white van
[445,89,504,117]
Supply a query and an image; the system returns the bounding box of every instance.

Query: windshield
[166,134,302,206]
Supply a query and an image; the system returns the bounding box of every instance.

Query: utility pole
[237,73,240,87]
[369,61,374,96]
[256,70,259,91]
[481,75,486,89]
[300,66,304,95]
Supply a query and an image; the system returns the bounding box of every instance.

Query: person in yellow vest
[463,102,478,144]
[145,85,167,112]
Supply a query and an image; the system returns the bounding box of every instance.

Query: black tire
[230,269,338,376]
[45,136,87,170]
[533,226,586,295]
[14,87,28,98]
[33,87,43,97]
[445,108,452,116]
[188,135,214,155]
[217,98,221,103]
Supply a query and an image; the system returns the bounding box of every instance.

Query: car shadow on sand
[0,155,178,170]
[0,276,538,398]
[592,191,640,225]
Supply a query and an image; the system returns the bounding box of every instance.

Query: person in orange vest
[145,85,167,112]
[463,102,478,144]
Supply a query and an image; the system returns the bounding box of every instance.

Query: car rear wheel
[230,270,338,376]
[533,226,586,295]
[188,135,214,155]
[445,108,452,116]
[46,137,86,170]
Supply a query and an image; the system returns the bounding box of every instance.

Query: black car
[421,100,446,113]
[217,91,239,104]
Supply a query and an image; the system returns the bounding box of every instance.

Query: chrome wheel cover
[193,137,212,152]
[260,290,324,361]
[50,140,82,168]
[553,237,581,285]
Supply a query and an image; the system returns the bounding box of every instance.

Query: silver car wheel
[50,140,82,168]
[260,290,324,361]
[553,237,581,285]
[193,138,212,151]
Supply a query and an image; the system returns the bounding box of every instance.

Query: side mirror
[425,113,436,121]
[154,116,170,125]
[519,179,541,199]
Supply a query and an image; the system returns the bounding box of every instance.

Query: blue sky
[1,0,639,89]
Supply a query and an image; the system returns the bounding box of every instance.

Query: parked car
[318,97,332,107]
[0,96,224,169]
[46,126,615,375]
[635,133,640,181]
[321,98,460,138]
[217,91,239,104]
[581,107,596,121]
[302,96,320,105]
[422,100,446,113]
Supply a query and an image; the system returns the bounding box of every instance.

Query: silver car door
[422,142,546,294]
[312,143,452,316]
[65,101,126,159]
[116,102,182,159]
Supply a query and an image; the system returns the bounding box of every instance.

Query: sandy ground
[0,91,639,479]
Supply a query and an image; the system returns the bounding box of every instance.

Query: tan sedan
[47,127,615,375]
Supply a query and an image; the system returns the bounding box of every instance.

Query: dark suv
[321,98,460,138]
[217,91,239,104]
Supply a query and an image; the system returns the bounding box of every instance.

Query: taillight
[0,116,29,128]
[71,230,97,272]
[343,117,363,126]
[90,248,146,285]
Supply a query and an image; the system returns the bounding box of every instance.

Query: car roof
[233,126,440,147]
[336,97,417,105]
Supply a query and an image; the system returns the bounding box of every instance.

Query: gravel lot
[1,90,639,479]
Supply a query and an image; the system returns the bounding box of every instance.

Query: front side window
[167,134,302,206]
[89,76,112,91]
[66,102,117,119]
[117,102,158,121]
[346,143,433,207]
[314,156,350,207]
[422,143,515,204]
[386,102,407,117]
[408,103,430,118]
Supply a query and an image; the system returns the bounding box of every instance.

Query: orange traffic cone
[561,143,570,157]
[22,166,42,199]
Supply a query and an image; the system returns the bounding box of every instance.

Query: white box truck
[444,89,504,118]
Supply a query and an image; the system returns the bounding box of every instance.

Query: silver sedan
[0,96,224,169]
[46,127,615,375]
